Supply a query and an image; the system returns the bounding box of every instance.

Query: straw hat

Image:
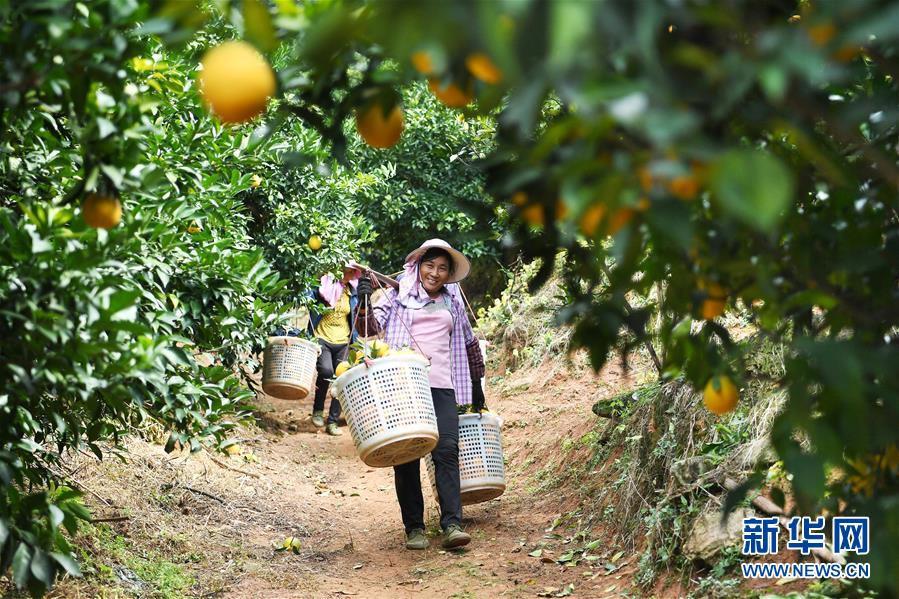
[404,238,471,283]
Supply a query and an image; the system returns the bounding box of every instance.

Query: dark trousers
[313,338,348,425]
[393,388,461,533]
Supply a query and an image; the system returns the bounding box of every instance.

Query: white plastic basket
[427,412,506,505]
[334,354,438,468]
[261,336,320,400]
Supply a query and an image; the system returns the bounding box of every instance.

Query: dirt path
[224,360,641,599]
[57,359,643,599]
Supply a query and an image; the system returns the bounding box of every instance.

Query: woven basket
[261,336,320,400]
[427,412,506,506]
[334,354,438,467]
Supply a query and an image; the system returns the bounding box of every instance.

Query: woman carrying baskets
[356,239,486,550]
[308,264,363,436]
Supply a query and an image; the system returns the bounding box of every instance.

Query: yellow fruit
[335,361,351,377]
[199,41,276,124]
[308,235,322,251]
[699,280,727,320]
[82,193,122,229]
[465,53,502,84]
[411,51,434,75]
[355,103,404,149]
[225,444,241,456]
[251,174,263,188]
[428,79,473,108]
[187,222,202,234]
[370,340,390,358]
[703,376,738,415]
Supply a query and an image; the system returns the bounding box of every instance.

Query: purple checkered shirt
[370,287,476,406]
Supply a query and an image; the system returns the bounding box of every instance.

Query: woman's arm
[457,297,485,380]
[355,281,395,335]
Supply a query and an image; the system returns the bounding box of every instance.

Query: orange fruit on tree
[187,222,202,234]
[355,103,404,149]
[698,280,727,319]
[606,208,634,235]
[579,203,606,237]
[308,235,322,251]
[465,53,502,84]
[703,375,738,415]
[428,79,474,108]
[199,41,276,124]
[808,22,837,46]
[411,51,434,75]
[81,193,122,229]
[668,175,700,200]
[251,174,263,188]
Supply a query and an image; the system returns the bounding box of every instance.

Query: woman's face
[419,255,451,294]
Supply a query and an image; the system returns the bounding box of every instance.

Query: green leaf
[96,117,117,140]
[243,0,278,52]
[12,542,33,589]
[50,552,82,577]
[48,505,65,530]
[0,518,8,544]
[30,548,54,586]
[710,149,794,232]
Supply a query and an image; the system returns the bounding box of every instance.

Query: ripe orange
[703,375,738,415]
[199,41,276,124]
[808,23,836,46]
[638,166,654,192]
[308,235,322,251]
[668,175,699,201]
[187,222,202,234]
[251,174,263,188]
[411,51,434,75]
[82,193,122,229]
[579,203,606,237]
[606,208,634,235]
[465,53,502,84]
[699,280,727,320]
[521,204,544,227]
[428,79,473,108]
[355,103,404,148]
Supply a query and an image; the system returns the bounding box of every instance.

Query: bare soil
[45,356,649,599]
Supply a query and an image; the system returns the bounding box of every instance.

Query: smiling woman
[354,238,485,552]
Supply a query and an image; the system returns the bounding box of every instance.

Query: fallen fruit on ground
[355,103,404,148]
[199,40,276,124]
[82,193,123,229]
[703,375,739,415]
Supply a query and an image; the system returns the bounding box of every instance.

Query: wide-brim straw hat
[404,238,471,283]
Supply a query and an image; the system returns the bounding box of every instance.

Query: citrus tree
[150,0,895,591]
[0,3,292,595]
[4,0,899,595]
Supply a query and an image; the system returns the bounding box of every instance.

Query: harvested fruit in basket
[335,361,351,377]
[370,339,391,358]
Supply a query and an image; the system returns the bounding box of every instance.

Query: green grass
[78,524,196,599]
